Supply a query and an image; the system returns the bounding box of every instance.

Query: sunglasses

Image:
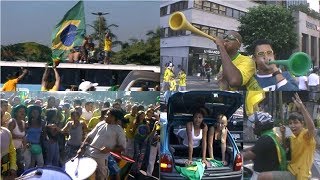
[223,34,240,44]
[255,50,274,57]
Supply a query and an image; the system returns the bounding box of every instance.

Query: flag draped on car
[51,0,86,63]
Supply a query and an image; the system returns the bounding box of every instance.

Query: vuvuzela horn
[268,52,312,76]
[169,11,216,41]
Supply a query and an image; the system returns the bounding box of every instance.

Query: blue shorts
[108,155,120,175]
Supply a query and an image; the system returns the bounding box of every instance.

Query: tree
[238,5,298,59]
[111,28,160,65]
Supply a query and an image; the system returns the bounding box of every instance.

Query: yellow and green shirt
[124,114,136,139]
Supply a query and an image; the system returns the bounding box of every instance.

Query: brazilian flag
[51,0,86,62]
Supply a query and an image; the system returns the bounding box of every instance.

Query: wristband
[272,70,281,77]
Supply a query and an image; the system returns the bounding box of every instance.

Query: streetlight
[91,12,109,49]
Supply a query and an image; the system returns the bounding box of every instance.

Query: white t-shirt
[308,73,320,86]
[298,76,308,90]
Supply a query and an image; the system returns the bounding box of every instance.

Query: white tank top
[183,124,202,147]
[12,119,25,149]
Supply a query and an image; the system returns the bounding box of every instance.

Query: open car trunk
[168,124,237,179]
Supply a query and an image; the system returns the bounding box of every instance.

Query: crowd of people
[0,93,160,180]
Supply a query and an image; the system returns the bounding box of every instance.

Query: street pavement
[185,75,219,91]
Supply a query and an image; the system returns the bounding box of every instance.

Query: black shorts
[104,51,111,58]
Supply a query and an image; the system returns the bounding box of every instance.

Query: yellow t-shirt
[178,72,186,86]
[2,112,12,127]
[2,78,18,91]
[93,109,101,118]
[169,79,177,91]
[288,128,316,180]
[104,38,112,52]
[163,68,174,82]
[232,53,256,87]
[87,116,101,130]
[41,85,58,91]
[124,114,136,139]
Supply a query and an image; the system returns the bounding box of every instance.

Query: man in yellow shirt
[1,68,28,91]
[87,108,109,130]
[257,93,316,180]
[104,32,112,64]
[178,68,187,91]
[215,31,255,90]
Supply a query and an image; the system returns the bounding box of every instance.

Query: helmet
[248,112,274,136]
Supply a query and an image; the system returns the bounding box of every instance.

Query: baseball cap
[78,81,98,91]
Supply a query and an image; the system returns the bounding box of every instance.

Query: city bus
[0,61,160,91]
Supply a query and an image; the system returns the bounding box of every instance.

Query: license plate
[231,134,240,140]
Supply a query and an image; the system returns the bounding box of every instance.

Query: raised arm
[41,65,49,86]
[52,67,60,90]
[293,93,316,138]
[17,68,28,82]
[215,38,243,87]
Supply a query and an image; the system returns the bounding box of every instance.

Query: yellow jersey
[288,128,316,180]
[2,78,18,91]
[124,114,136,139]
[104,38,112,52]
[178,72,186,86]
[163,68,174,82]
[169,79,177,91]
[87,116,101,130]
[41,85,58,91]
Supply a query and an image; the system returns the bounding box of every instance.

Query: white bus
[1,61,160,91]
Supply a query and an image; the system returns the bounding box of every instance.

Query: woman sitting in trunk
[176,109,208,165]
[208,114,228,166]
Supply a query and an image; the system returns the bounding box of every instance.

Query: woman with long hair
[24,105,45,169]
[208,114,228,166]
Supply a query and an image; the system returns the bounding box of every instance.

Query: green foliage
[238,5,298,58]
[89,16,119,49]
[1,42,51,62]
[289,4,320,20]
[112,28,160,65]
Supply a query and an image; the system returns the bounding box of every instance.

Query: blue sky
[1,1,160,47]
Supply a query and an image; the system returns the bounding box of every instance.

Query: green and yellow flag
[51,0,86,62]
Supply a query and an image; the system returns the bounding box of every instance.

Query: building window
[217,29,225,37]
[167,28,186,37]
[226,7,233,17]
[302,33,308,53]
[160,28,165,38]
[219,5,226,15]
[201,26,209,34]
[209,27,217,37]
[233,9,240,19]
[203,1,211,12]
[170,1,188,13]
[160,6,167,16]
[211,3,219,13]
[194,0,202,9]
[311,36,316,59]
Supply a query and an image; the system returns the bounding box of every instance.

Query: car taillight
[234,153,242,171]
[160,153,173,173]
